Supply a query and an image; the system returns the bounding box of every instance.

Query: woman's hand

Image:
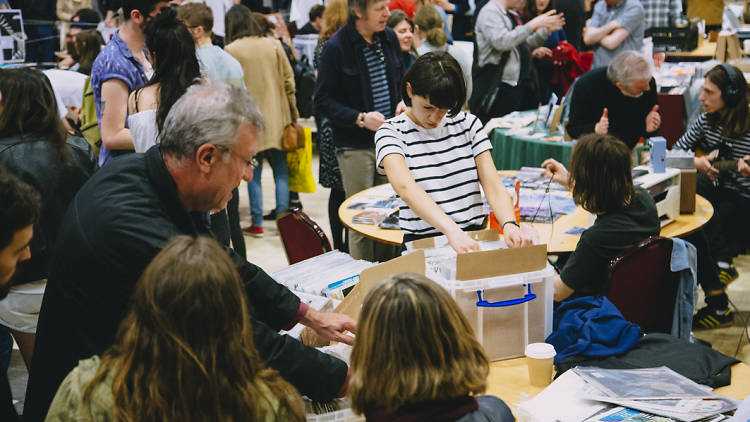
[503,223,533,248]
[739,155,750,177]
[694,156,719,181]
[532,47,552,59]
[446,228,481,254]
[541,158,570,188]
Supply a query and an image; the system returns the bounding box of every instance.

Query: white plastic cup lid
[525,342,556,359]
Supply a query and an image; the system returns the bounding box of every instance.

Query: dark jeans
[25,24,56,64]
[697,173,750,262]
[328,187,348,252]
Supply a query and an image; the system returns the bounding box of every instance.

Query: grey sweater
[475,0,549,87]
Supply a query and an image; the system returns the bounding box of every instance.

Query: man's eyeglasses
[215,144,259,170]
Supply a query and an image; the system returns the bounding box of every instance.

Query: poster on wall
[0,9,24,63]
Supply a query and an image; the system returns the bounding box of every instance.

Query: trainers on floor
[692,306,734,330]
[242,225,264,238]
[263,210,277,221]
[718,264,739,288]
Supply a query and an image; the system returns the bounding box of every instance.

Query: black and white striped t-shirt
[362,39,393,118]
[375,111,492,235]
[675,113,750,198]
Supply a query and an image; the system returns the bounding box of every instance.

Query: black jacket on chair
[23,146,348,422]
[0,135,97,285]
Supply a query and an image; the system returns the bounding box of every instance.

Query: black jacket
[23,147,348,422]
[0,135,96,285]
[566,67,658,149]
[314,23,404,150]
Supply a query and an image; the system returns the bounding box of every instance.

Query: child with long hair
[45,235,305,421]
[349,272,514,420]
[375,51,531,253]
[127,7,201,153]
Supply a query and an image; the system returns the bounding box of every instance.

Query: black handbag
[469,50,510,123]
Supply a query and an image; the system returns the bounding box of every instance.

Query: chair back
[607,236,679,334]
[276,208,332,265]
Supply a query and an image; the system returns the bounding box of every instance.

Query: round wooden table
[338,182,714,253]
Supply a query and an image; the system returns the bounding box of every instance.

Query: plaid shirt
[641,0,682,29]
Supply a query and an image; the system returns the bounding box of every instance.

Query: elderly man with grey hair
[566,50,661,150]
[24,81,354,422]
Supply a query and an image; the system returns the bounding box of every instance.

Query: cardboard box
[428,244,554,361]
[680,169,697,214]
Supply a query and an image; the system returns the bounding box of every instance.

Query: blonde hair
[349,273,489,414]
[322,0,348,36]
[413,5,446,47]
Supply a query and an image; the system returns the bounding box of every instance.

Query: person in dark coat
[23,81,355,422]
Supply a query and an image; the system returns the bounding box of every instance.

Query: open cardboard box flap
[410,229,500,249]
[456,244,548,280]
[333,249,425,320]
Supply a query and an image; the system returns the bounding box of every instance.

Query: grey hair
[159,80,265,161]
[606,50,652,87]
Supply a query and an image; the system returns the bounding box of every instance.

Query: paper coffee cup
[525,343,556,387]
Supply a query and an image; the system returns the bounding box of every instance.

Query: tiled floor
[8,149,750,413]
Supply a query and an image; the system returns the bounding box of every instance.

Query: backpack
[79,76,102,160]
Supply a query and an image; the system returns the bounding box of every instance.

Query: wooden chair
[276,208,332,265]
[607,236,680,334]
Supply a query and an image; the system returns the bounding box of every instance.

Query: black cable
[530,175,554,224]
[728,297,750,358]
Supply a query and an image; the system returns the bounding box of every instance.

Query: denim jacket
[314,22,404,150]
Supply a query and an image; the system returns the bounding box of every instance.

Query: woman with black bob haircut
[46,235,305,421]
[127,7,201,152]
[375,51,532,253]
[542,133,660,302]
[0,68,96,369]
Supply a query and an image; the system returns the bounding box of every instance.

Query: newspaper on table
[573,367,739,422]
[518,368,739,422]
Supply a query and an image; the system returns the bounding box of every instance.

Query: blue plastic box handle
[476,284,536,307]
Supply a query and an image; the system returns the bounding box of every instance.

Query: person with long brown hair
[542,133,660,302]
[225,6,298,238]
[674,64,750,329]
[349,272,514,421]
[0,68,96,372]
[45,235,305,421]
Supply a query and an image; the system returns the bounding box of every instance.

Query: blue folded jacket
[546,296,642,364]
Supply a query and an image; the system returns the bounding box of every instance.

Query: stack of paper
[574,367,739,422]
[352,209,390,224]
[271,251,376,299]
[517,367,739,422]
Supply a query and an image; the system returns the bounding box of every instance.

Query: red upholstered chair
[607,236,680,334]
[276,208,332,265]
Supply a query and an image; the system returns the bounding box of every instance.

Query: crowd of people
[0,0,749,420]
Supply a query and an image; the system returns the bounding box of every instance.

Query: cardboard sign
[455,244,548,280]
[410,229,499,250]
[333,250,425,320]
[715,31,742,63]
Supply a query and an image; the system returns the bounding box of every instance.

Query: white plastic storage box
[427,265,555,362]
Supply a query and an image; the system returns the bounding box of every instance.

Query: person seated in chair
[674,64,750,329]
[542,133,660,302]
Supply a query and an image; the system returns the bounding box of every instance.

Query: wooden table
[665,41,717,61]
[339,182,714,253]
[487,358,750,411]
